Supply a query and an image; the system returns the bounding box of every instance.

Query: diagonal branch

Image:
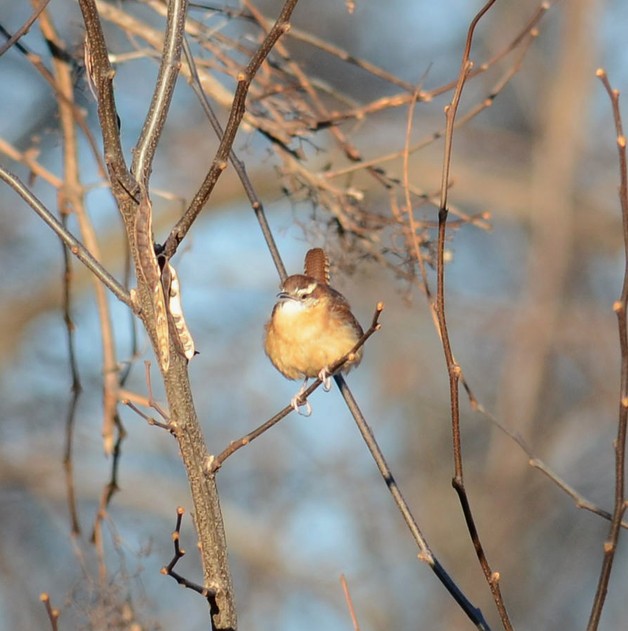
[181,36,287,281]
[0,0,51,57]
[334,374,491,631]
[208,303,383,472]
[0,167,133,308]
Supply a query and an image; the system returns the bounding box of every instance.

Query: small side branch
[0,0,51,57]
[161,507,220,615]
[60,216,83,536]
[40,593,60,631]
[340,574,361,631]
[0,167,133,308]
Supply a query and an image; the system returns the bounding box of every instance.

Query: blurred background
[1,0,627,629]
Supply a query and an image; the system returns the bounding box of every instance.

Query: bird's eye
[294,283,317,301]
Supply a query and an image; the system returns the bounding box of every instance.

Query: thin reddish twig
[586,68,628,631]
[40,593,60,631]
[434,2,513,629]
[340,574,361,631]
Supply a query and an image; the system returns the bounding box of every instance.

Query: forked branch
[163,0,300,259]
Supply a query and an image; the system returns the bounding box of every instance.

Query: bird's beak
[276,291,294,302]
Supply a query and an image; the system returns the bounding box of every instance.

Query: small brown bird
[264,248,364,413]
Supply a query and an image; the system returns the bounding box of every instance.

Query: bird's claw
[291,380,312,416]
[290,394,312,417]
[318,368,332,391]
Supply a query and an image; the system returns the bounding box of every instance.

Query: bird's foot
[291,380,312,416]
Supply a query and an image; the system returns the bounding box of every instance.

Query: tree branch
[132,0,189,187]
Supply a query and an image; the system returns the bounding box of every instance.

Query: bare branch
[161,507,221,615]
[78,0,136,201]
[40,593,60,631]
[334,374,491,631]
[132,0,189,186]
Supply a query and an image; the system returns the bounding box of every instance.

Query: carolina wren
[264,248,363,412]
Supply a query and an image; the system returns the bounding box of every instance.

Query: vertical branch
[132,0,189,187]
[60,224,82,536]
[434,2,513,629]
[78,0,135,204]
[78,4,239,628]
[437,0,494,479]
[587,69,628,631]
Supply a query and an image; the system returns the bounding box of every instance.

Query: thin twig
[402,88,434,303]
[123,398,173,431]
[161,507,220,615]
[181,36,287,281]
[434,2,513,629]
[586,68,628,631]
[340,574,361,631]
[120,361,173,431]
[468,396,628,529]
[90,412,126,550]
[334,374,490,631]
[243,0,361,163]
[323,5,543,182]
[190,1,415,92]
[0,137,63,188]
[40,593,60,631]
[0,0,52,56]
[60,196,83,536]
